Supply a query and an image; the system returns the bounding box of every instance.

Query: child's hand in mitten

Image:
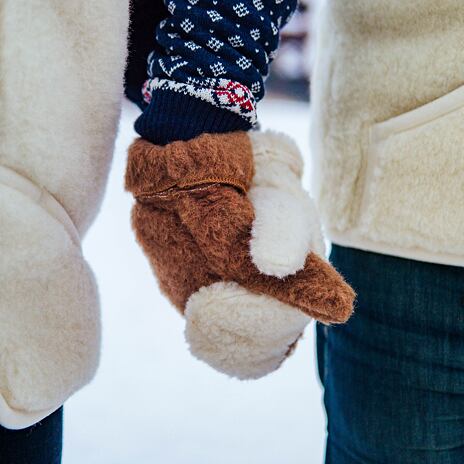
[125,131,355,379]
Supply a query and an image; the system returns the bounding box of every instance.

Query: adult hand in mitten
[125,131,355,379]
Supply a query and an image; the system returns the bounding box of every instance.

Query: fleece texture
[0,0,129,428]
[0,183,100,428]
[0,0,128,234]
[310,0,464,266]
[126,132,255,196]
[126,131,355,378]
[249,131,325,277]
[185,282,309,380]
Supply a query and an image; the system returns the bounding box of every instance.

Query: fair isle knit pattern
[142,78,257,125]
[135,0,297,145]
[147,0,297,101]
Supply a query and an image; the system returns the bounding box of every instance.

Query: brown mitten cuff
[125,132,254,197]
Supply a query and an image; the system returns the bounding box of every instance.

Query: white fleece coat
[311,0,464,266]
[0,0,128,428]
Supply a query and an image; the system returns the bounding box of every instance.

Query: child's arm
[134,0,298,145]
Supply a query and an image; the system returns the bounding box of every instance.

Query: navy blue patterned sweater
[134,0,297,145]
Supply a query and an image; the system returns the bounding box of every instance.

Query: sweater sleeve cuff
[134,78,256,145]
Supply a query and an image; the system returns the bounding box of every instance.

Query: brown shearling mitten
[125,131,355,379]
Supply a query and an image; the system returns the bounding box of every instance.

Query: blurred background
[63,2,327,462]
[266,0,313,101]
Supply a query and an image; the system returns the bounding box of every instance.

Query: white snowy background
[62,99,327,464]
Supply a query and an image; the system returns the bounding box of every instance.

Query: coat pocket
[359,85,464,256]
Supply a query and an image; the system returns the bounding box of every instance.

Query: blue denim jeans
[317,245,464,463]
[0,407,63,464]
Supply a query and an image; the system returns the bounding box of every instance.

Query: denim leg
[318,246,464,464]
[0,407,63,464]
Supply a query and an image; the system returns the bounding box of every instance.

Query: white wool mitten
[0,0,127,429]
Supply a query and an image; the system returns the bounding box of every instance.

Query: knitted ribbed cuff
[134,90,253,145]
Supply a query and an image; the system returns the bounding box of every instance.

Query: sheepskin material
[0,0,128,234]
[126,132,255,197]
[311,0,464,266]
[127,131,325,278]
[185,282,310,380]
[0,0,128,428]
[126,131,355,378]
[0,182,100,430]
[249,131,325,277]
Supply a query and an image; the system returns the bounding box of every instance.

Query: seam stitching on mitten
[135,176,249,201]
[0,164,81,246]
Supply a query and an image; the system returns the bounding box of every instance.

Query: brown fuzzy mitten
[126,131,355,379]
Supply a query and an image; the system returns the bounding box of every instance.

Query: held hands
[125,130,354,379]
